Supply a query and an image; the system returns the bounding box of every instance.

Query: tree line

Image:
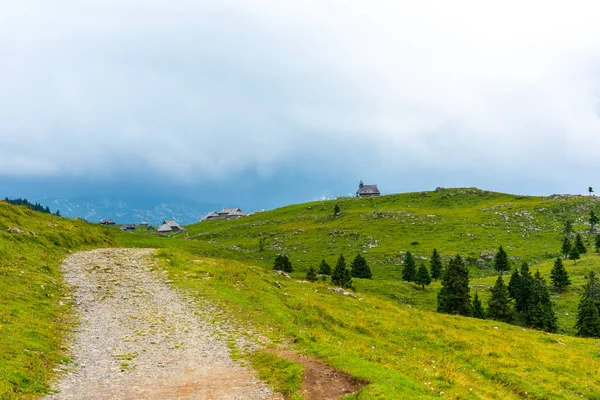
[3,197,60,216]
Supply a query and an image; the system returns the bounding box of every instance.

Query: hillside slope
[0,202,112,399]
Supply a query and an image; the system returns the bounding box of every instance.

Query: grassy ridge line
[154,249,600,399]
[0,202,113,399]
[180,188,600,280]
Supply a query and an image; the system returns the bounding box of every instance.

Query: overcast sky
[2,1,600,208]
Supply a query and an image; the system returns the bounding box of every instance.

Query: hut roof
[357,185,380,195]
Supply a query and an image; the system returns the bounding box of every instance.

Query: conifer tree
[334,204,340,215]
[595,234,600,253]
[527,271,557,332]
[351,254,372,279]
[493,246,510,276]
[306,266,318,282]
[341,266,354,290]
[437,255,471,316]
[550,257,571,292]
[472,292,486,319]
[590,210,599,232]
[582,271,600,312]
[575,233,587,254]
[561,236,572,259]
[430,248,443,281]
[507,268,521,300]
[402,251,417,282]
[569,245,580,264]
[318,259,331,275]
[515,262,534,315]
[575,297,600,338]
[487,275,513,323]
[415,263,431,289]
[331,254,346,286]
[273,255,293,272]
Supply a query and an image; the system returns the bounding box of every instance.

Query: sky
[2,1,600,211]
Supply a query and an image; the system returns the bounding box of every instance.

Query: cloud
[1,1,600,195]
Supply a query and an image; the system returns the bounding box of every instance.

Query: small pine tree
[415,263,431,289]
[487,276,513,323]
[472,292,486,319]
[564,219,574,235]
[437,255,471,316]
[527,271,558,332]
[351,254,372,279]
[569,245,580,264]
[561,236,572,259]
[334,204,340,215]
[515,262,534,315]
[341,266,354,290]
[55,209,61,217]
[273,255,293,272]
[306,266,318,282]
[550,257,571,292]
[318,259,331,275]
[590,210,599,232]
[493,246,510,276]
[595,234,600,253]
[582,271,600,312]
[430,248,443,281]
[332,254,347,287]
[575,233,587,254]
[402,251,417,282]
[507,268,521,300]
[575,297,600,338]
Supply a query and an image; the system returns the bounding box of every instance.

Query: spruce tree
[415,263,431,289]
[507,268,521,301]
[527,271,557,332]
[306,266,318,282]
[582,271,600,312]
[273,255,293,272]
[575,233,587,254]
[318,259,331,275]
[595,234,600,253]
[430,248,443,281]
[331,254,346,286]
[493,246,510,276]
[550,257,571,292]
[590,210,599,232]
[334,204,340,215]
[561,236,572,259]
[515,262,534,315]
[437,255,471,316]
[402,251,417,282]
[351,254,372,279]
[569,245,580,264]
[487,276,513,323]
[472,292,486,319]
[575,297,600,338]
[341,266,354,290]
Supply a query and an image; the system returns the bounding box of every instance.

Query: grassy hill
[0,202,112,399]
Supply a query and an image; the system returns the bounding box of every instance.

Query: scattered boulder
[8,226,24,234]
[329,288,357,298]
[275,270,292,279]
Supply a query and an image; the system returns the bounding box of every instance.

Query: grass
[248,351,303,400]
[0,202,112,399]
[152,249,600,399]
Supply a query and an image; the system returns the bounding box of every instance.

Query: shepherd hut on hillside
[157,220,184,233]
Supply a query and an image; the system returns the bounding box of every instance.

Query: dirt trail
[46,248,281,400]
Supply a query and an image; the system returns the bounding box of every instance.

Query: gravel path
[46,248,281,400]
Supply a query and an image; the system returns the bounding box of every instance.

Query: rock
[272,281,282,289]
[275,270,292,279]
[329,288,357,298]
[8,226,24,234]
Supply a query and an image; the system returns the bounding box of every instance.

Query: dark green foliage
[527,271,557,332]
[402,251,417,282]
[437,255,471,316]
[575,298,600,338]
[550,257,571,292]
[351,254,372,279]
[507,269,521,300]
[595,234,600,253]
[55,209,61,217]
[590,186,594,196]
[4,197,52,214]
[493,246,510,276]
[273,255,293,272]
[574,233,587,254]
[472,292,485,319]
[563,219,574,235]
[561,236,572,259]
[569,245,580,264]
[334,204,340,215]
[514,263,534,315]
[582,271,600,312]
[306,266,318,282]
[430,248,443,281]
[415,263,431,289]
[258,237,267,252]
[590,210,599,232]
[332,254,353,289]
[487,276,513,323]
[318,259,331,275]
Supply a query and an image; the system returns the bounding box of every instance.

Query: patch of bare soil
[265,349,367,400]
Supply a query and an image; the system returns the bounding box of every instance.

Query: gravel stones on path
[46,248,281,400]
